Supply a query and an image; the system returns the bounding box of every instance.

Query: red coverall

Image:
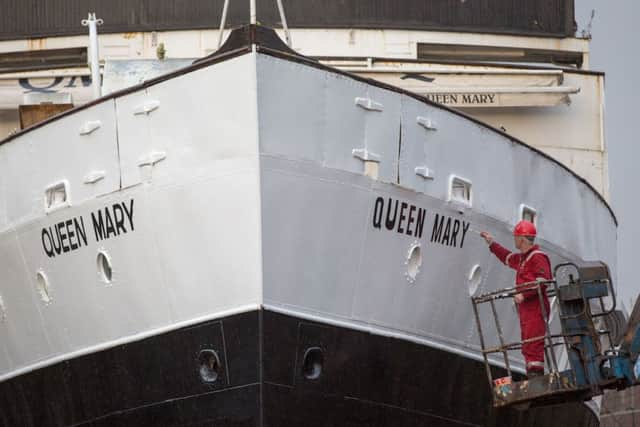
[489,242,552,373]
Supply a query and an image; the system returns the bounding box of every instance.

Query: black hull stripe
[0,310,598,426]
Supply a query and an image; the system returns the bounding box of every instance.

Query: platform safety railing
[472,277,619,388]
[472,262,624,407]
[472,279,568,389]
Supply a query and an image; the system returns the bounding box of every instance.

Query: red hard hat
[514,220,536,237]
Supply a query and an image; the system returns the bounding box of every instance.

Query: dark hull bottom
[1,310,598,426]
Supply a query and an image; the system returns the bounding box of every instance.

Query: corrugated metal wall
[0,0,575,41]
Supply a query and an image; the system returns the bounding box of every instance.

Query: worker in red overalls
[480,220,551,377]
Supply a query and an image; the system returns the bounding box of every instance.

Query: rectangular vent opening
[520,204,538,225]
[449,175,472,207]
[44,181,70,213]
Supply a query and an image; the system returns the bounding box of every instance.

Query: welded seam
[342,396,481,427]
[68,382,261,427]
[219,320,231,386]
[112,98,123,190]
[262,380,480,426]
[397,119,402,184]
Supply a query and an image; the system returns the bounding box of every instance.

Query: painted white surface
[0,49,617,381]
[468,72,607,198]
[345,63,607,198]
[255,54,617,370]
[0,27,608,208]
[0,53,263,380]
[0,100,121,230]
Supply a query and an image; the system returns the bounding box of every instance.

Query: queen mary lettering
[372,196,427,238]
[40,199,135,258]
[41,217,89,258]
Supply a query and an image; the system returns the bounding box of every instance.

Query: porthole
[97,251,113,283]
[198,349,221,383]
[36,270,52,304]
[302,347,324,380]
[0,295,6,322]
[468,264,483,296]
[405,243,423,284]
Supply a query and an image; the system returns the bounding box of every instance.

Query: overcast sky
[575,2,639,311]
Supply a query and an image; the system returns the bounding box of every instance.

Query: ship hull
[0,309,597,426]
[0,30,617,426]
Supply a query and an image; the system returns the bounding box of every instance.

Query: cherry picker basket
[471,262,622,408]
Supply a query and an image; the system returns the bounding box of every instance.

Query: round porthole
[468,264,483,296]
[302,347,324,380]
[0,295,6,322]
[36,270,52,304]
[198,349,221,383]
[405,243,423,284]
[97,251,113,283]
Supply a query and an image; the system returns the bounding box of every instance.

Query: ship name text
[424,93,497,106]
[430,213,470,249]
[372,197,427,239]
[371,197,471,249]
[41,199,135,258]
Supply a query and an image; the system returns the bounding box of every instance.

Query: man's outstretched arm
[480,232,519,270]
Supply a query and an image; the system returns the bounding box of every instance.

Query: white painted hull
[0,38,616,419]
